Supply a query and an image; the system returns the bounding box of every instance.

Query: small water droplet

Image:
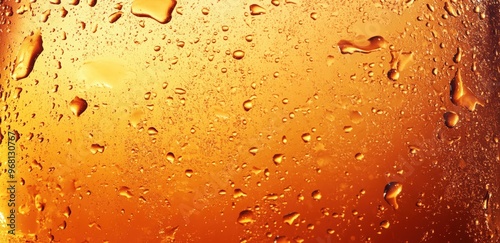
[174,88,186,94]
[271,0,280,6]
[355,153,364,161]
[326,55,334,66]
[185,169,193,178]
[383,182,402,210]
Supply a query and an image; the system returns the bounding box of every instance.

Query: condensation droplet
[185,169,193,178]
[249,147,258,155]
[338,36,387,54]
[273,154,284,165]
[310,12,318,20]
[233,50,245,60]
[312,190,322,200]
[283,212,300,225]
[131,0,177,24]
[249,4,266,15]
[12,29,44,80]
[118,186,133,199]
[380,220,390,229]
[237,210,255,224]
[443,111,459,128]
[243,100,253,111]
[383,182,402,210]
[69,96,88,117]
[450,69,484,111]
[301,133,311,142]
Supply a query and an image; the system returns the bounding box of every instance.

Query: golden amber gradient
[0,0,499,242]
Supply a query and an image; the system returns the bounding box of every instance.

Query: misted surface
[0,0,499,242]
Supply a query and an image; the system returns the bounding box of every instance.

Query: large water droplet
[237,210,255,224]
[283,212,300,225]
[12,29,44,80]
[443,111,459,128]
[383,182,402,210]
[131,0,177,24]
[233,50,245,60]
[243,100,253,111]
[249,4,266,15]
[273,154,284,165]
[338,36,387,54]
[118,186,133,198]
[69,96,88,117]
[450,69,484,111]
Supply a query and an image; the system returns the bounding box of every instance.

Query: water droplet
[249,147,258,155]
[343,126,353,133]
[338,36,387,54]
[355,153,364,160]
[283,212,300,225]
[271,0,280,6]
[90,144,105,154]
[131,0,177,24]
[63,206,71,218]
[483,191,491,210]
[201,7,209,15]
[310,12,318,20]
[350,111,363,124]
[108,11,123,23]
[185,169,193,178]
[301,133,311,142]
[387,69,400,81]
[380,220,390,229]
[174,88,186,94]
[326,55,334,66]
[444,2,459,17]
[166,152,175,163]
[443,111,459,128]
[245,35,253,42]
[243,100,253,111]
[249,4,266,15]
[147,127,158,135]
[118,186,133,198]
[34,194,45,211]
[237,210,255,224]
[450,69,484,111]
[383,182,402,210]
[69,96,88,116]
[12,29,44,80]
[273,154,284,165]
[234,189,247,198]
[312,190,322,200]
[233,50,245,60]
[453,47,463,63]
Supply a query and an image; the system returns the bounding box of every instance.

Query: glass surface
[0,0,499,242]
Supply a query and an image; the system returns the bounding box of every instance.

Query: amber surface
[0,0,499,242]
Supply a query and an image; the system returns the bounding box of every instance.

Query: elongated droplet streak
[450,69,484,111]
[131,0,177,24]
[12,29,44,80]
[338,36,387,54]
[383,182,402,210]
[249,4,266,15]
